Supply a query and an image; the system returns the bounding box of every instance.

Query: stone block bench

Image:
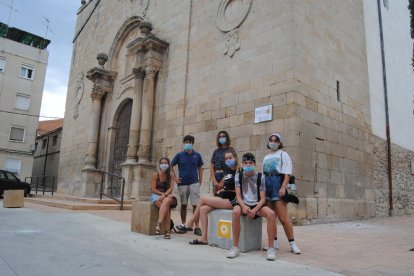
[208,209,262,252]
[3,190,24,208]
[131,201,166,235]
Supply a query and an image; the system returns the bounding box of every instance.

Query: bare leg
[158,197,172,224]
[180,204,187,225]
[187,197,233,229]
[232,205,242,247]
[198,205,214,242]
[257,206,276,248]
[165,209,171,233]
[275,200,294,239]
[192,205,199,228]
[267,201,278,241]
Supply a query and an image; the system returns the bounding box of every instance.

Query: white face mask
[159,164,169,172]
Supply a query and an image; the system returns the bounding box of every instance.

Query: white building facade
[0,23,49,179]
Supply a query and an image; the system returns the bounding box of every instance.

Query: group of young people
[149,131,301,261]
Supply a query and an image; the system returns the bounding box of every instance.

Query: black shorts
[235,203,260,219]
[218,190,237,206]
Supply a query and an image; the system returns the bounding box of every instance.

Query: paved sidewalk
[1,201,413,275]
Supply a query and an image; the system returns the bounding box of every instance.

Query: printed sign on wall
[254,104,272,123]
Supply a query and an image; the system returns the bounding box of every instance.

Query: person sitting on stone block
[227,152,277,261]
[176,149,239,245]
[150,157,175,239]
[171,135,204,235]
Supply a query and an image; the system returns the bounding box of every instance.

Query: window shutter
[10,127,25,142]
[15,95,30,110]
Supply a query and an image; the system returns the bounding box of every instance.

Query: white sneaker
[274,239,280,250]
[289,241,301,254]
[227,246,240,258]
[266,247,276,261]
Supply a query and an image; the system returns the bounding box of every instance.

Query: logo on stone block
[217,220,232,239]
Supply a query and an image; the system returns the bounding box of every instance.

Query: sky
[0,0,80,120]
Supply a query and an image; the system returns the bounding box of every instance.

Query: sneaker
[194,227,202,236]
[274,239,280,251]
[289,241,301,254]
[266,247,276,261]
[226,246,240,258]
[176,224,187,234]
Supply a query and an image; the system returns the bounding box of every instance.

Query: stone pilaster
[125,67,145,163]
[137,66,159,164]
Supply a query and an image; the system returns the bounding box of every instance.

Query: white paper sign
[254,104,272,123]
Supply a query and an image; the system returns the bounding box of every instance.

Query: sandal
[189,239,207,245]
[155,222,161,235]
[164,231,171,239]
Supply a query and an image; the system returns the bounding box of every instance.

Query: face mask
[243,166,255,173]
[159,164,169,172]
[268,142,280,150]
[183,143,193,151]
[218,137,227,145]
[225,159,236,167]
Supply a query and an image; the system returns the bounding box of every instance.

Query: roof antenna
[1,0,18,36]
[40,15,54,50]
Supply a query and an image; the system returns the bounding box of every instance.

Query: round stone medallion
[216,0,252,32]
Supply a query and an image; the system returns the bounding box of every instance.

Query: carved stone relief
[132,0,149,17]
[216,0,252,57]
[73,71,85,119]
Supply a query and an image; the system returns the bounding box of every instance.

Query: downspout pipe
[376,0,393,216]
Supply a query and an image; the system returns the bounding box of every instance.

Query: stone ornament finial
[96,52,108,68]
[140,20,153,37]
[81,0,86,5]
[216,0,252,58]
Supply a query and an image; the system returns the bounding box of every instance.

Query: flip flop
[189,239,207,245]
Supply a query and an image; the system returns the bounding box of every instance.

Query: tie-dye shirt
[262,150,292,175]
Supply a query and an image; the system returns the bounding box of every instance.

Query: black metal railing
[99,171,125,210]
[25,175,56,196]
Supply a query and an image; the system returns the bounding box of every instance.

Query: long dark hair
[225,148,239,168]
[216,130,231,147]
[159,157,171,188]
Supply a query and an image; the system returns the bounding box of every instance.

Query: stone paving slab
[4,201,414,275]
[0,205,339,276]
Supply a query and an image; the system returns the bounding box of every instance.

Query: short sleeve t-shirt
[211,147,229,171]
[171,150,204,186]
[262,150,292,175]
[235,172,265,206]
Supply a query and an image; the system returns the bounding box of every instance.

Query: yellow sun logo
[217,220,232,239]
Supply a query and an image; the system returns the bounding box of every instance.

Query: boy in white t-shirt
[226,152,277,261]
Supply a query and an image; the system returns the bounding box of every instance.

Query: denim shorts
[149,193,160,204]
[265,174,283,201]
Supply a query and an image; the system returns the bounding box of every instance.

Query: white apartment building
[0,22,49,179]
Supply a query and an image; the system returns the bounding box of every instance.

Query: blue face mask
[225,159,236,168]
[218,137,227,145]
[183,143,193,151]
[243,166,255,173]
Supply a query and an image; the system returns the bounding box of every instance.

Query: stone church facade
[58,0,414,223]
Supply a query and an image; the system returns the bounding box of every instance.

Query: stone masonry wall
[372,136,414,216]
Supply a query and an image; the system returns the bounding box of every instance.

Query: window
[19,66,34,80]
[42,138,47,149]
[52,135,58,146]
[5,158,21,174]
[0,58,5,73]
[15,94,31,110]
[10,126,25,142]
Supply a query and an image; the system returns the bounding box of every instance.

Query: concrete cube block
[3,190,24,208]
[208,209,262,253]
[131,201,166,235]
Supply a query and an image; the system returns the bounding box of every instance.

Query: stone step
[30,193,133,205]
[25,197,132,210]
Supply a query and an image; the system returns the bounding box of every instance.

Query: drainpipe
[376,0,393,216]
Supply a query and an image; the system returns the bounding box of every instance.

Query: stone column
[84,87,104,169]
[125,67,145,163]
[137,66,159,164]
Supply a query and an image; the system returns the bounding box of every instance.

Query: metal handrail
[99,170,125,210]
[25,175,56,196]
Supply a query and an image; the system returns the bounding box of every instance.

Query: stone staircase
[25,193,132,210]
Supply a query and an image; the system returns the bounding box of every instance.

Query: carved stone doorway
[110,100,132,196]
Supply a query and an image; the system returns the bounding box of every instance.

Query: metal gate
[110,100,132,197]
